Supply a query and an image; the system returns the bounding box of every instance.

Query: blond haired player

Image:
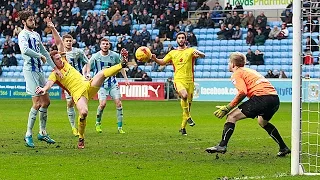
[205,52,291,157]
[47,18,89,136]
[35,49,128,149]
[151,32,205,135]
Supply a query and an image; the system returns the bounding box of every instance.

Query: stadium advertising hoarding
[193,79,295,102]
[225,0,291,9]
[61,82,165,101]
[0,82,61,99]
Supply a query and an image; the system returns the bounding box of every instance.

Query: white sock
[67,107,76,128]
[39,107,47,135]
[26,108,38,137]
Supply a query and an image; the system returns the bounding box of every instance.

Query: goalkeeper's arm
[227,91,247,110]
[214,91,247,119]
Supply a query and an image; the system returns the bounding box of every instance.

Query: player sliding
[87,38,129,134]
[46,19,90,136]
[35,49,129,149]
[18,10,63,148]
[151,32,205,135]
[206,52,291,157]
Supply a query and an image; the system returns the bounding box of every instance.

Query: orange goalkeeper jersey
[231,67,277,98]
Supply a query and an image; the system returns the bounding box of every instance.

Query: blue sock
[117,107,123,129]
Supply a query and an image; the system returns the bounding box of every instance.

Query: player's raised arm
[46,18,65,52]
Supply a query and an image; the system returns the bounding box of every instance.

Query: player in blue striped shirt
[18,11,63,148]
[88,38,129,134]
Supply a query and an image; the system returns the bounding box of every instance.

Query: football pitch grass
[0,99,318,180]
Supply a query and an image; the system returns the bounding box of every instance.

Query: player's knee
[100,103,106,110]
[80,108,88,118]
[42,100,50,108]
[33,103,41,110]
[116,101,122,108]
[67,101,74,108]
[226,114,237,123]
[181,94,188,100]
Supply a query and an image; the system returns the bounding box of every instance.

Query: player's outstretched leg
[206,122,235,154]
[260,119,291,157]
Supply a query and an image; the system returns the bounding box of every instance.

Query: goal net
[292,0,320,175]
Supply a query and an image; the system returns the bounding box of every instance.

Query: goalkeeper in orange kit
[206,52,290,157]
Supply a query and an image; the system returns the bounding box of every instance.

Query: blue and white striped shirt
[66,47,89,74]
[18,29,55,72]
[90,50,121,88]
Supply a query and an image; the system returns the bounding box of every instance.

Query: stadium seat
[217,72,226,78]
[196,59,205,65]
[165,71,173,78]
[150,72,157,78]
[227,40,235,46]
[157,72,165,78]
[195,65,204,72]
[234,40,242,46]
[202,71,210,78]
[257,65,266,72]
[144,66,152,72]
[273,52,281,58]
[281,52,289,58]
[249,65,258,70]
[272,58,281,65]
[265,40,272,46]
[227,46,235,52]
[220,40,228,46]
[198,34,206,41]
[204,46,212,53]
[264,59,272,65]
[205,40,214,46]
[210,65,219,71]
[210,72,218,78]
[165,65,173,72]
[218,65,228,72]
[211,52,219,59]
[212,41,220,46]
[16,66,23,72]
[194,71,202,78]
[203,59,211,65]
[193,29,200,35]
[1,72,8,77]
[281,65,290,72]
[272,46,281,52]
[203,65,210,71]
[264,52,273,58]
[234,46,242,52]
[218,58,228,65]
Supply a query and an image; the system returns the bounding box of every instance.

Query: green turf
[0,99,319,179]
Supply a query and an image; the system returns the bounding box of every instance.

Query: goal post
[292,0,320,176]
[291,0,302,176]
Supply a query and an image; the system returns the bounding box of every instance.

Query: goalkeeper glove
[214,105,231,119]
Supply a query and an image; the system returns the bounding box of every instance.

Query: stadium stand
[0,1,318,81]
